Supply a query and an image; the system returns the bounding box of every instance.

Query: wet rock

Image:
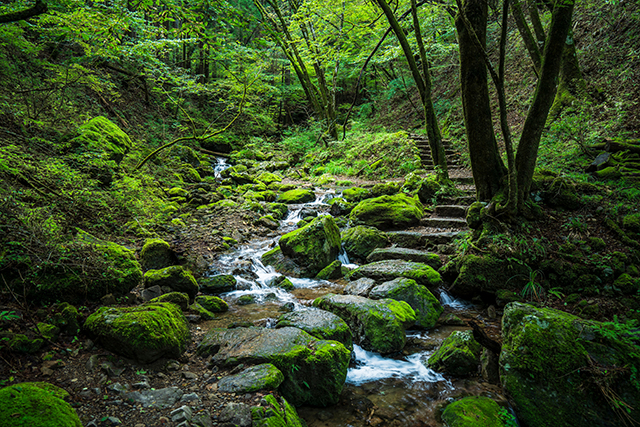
[328,197,354,216]
[0,382,82,427]
[171,405,193,423]
[84,302,190,364]
[481,348,500,385]
[427,330,481,376]
[195,295,229,312]
[369,277,443,329]
[450,255,530,299]
[299,207,318,220]
[344,278,377,297]
[139,238,175,271]
[124,387,184,408]
[143,266,199,300]
[200,275,237,294]
[366,247,442,269]
[341,226,389,262]
[440,313,466,326]
[349,260,442,289]
[278,188,315,204]
[141,285,163,302]
[500,302,640,427]
[252,394,306,427]
[276,307,353,350]
[218,363,284,393]
[219,402,252,427]
[197,326,350,406]
[350,193,424,230]
[316,260,344,280]
[313,293,415,354]
[442,396,508,427]
[150,292,189,310]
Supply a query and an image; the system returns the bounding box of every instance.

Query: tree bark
[455,0,506,201]
[0,0,47,23]
[512,0,542,72]
[515,0,575,209]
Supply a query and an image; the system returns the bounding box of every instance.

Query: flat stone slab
[420,217,468,228]
[434,205,467,218]
[348,259,442,289]
[218,363,284,393]
[366,247,442,269]
[387,231,427,249]
[423,231,465,245]
[344,278,377,297]
[276,307,353,350]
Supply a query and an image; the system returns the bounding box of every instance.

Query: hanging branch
[0,0,47,23]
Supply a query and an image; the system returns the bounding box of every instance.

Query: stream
[203,183,506,426]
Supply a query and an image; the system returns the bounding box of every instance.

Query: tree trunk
[549,29,588,116]
[456,0,506,201]
[516,0,576,209]
[512,0,542,72]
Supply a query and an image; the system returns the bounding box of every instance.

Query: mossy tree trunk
[455,0,507,201]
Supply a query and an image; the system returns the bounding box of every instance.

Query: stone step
[387,230,467,248]
[438,195,476,205]
[366,247,442,269]
[434,205,468,218]
[420,217,468,228]
[423,231,466,246]
[451,176,475,185]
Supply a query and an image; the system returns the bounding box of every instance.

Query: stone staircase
[409,133,466,173]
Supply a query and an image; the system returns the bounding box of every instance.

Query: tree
[0,0,47,24]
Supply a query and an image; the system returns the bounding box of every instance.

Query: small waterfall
[338,249,358,269]
[439,288,473,309]
[214,157,231,179]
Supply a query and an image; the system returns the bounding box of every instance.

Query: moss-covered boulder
[370,181,401,198]
[200,274,237,294]
[315,260,344,280]
[257,172,283,185]
[427,330,481,376]
[369,278,442,329]
[276,307,353,351]
[84,302,190,364]
[313,294,415,354]
[218,364,284,393]
[252,394,306,427]
[328,197,355,216]
[197,327,350,406]
[143,266,199,300]
[341,226,389,262]
[0,382,82,427]
[500,302,640,427]
[139,238,175,271]
[267,203,289,220]
[278,188,316,204]
[450,254,530,299]
[68,116,132,163]
[366,247,442,269]
[4,333,43,353]
[350,194,424,229]
[342,187,371,203]
[344,278,377,297]
[149,292,189,310]
[50,303,82,335]
[442,396,512,427]
[261,247,306,277]
[195,295,229,312]
[623,213,640,233]
[278,216,341,277]
[349,259,442,289]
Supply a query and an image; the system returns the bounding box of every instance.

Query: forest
[0,0,639,426]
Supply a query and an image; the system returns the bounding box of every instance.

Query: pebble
[182,371,198,380]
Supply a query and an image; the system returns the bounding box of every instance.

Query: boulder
[313,294,415,354]
[0,382,82,427]
[197,327,350,406]
[350,194,424,229]
[366,247,442,269]
[262,247,307,277]
[328,197,354,216]
[344,278,377,297]
[278,216,341,277]
[149,292,189,310]
[143,266,199,300]
[341,226,389,262]
[370,181,401,198]
[349,259,442,289]
[427,330,481,376]
[257,171,283,185]
[84,302,190,364]
[139,238,175,271]
[278,188,316,204]
[194,295,229,312]
[218,364,284,393]
[276,307,353,350]
[252,394,306,427]
[442,396,512,427]
[316,260,344,280]
[200,274,237,294]
[342,187,371,203]
[449,254,530,299]
[369,278,443,329]
[500,302,640,427]
[69,116,132,163]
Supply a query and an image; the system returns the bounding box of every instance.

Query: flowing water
[202,186,506,426]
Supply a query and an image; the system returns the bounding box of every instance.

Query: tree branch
[0,0,47,23]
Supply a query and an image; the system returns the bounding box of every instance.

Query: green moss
[369,278,443,329]
[0,382,82,427]
[139,238,173,271]
[442,396,509,427]
[83,302,190,364]
[68,116,131,163]
[315,260,344,280]
[267,203,289,220]
[427,330,481,376]
[341,225,389,262]
[143,266,199,299]
[257,172,283,185]
[200,274,237,294]
[278,189,316,204]
[252,394,306,427]
[623,213,640,233]
[350,193,424,229]
[342,187,371,203]
[190,302,216,320]
[167,187,189,198]
[195,295,229,312]
[51,303,81,335]
[37,323,60,341]
[238,295,256,305]
[7,334,43,353]
[150,292,189,310]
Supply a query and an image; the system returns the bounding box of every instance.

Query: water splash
[214,157,231,179]
[439,288,474,310]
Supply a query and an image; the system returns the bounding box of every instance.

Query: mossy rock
[279,216,341,277]
[278,189,316,204]
[238,295,256,305]
[442,396,511,427]
[167,187,189,198]
[261,247,307,277]
[190,302,216,320]
[369,278,443,329]
[252,394,306,427]
[197,327,350,406]
[349,259,442,289]
[51,303,81,335]
[218,364,284,394]
[6,334,43,353]
[0,382,82,427]
[500,302,640,427]
[341,226,389,262]
[315,260,344,280]
[257,172,283,185]
[150,292,189,310]
[84,302,190,364]
[195,295,229,312]
[370,181,401,198]
[328,197,354,216]
[200,274,237,294]
[313,293,415,354]
[139,238,175,271]
[366,247,441,269]
[36,323,60,341]
[451,254,530,299]
[427,330,481,376]
[258,215,279,230]
[68,116,132,163]
[267,203,289,220]
[343,187,371,203]
[276,307,353,351]
[143,266,199,300]
[350,194,424,230]
[623,213,640,233]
